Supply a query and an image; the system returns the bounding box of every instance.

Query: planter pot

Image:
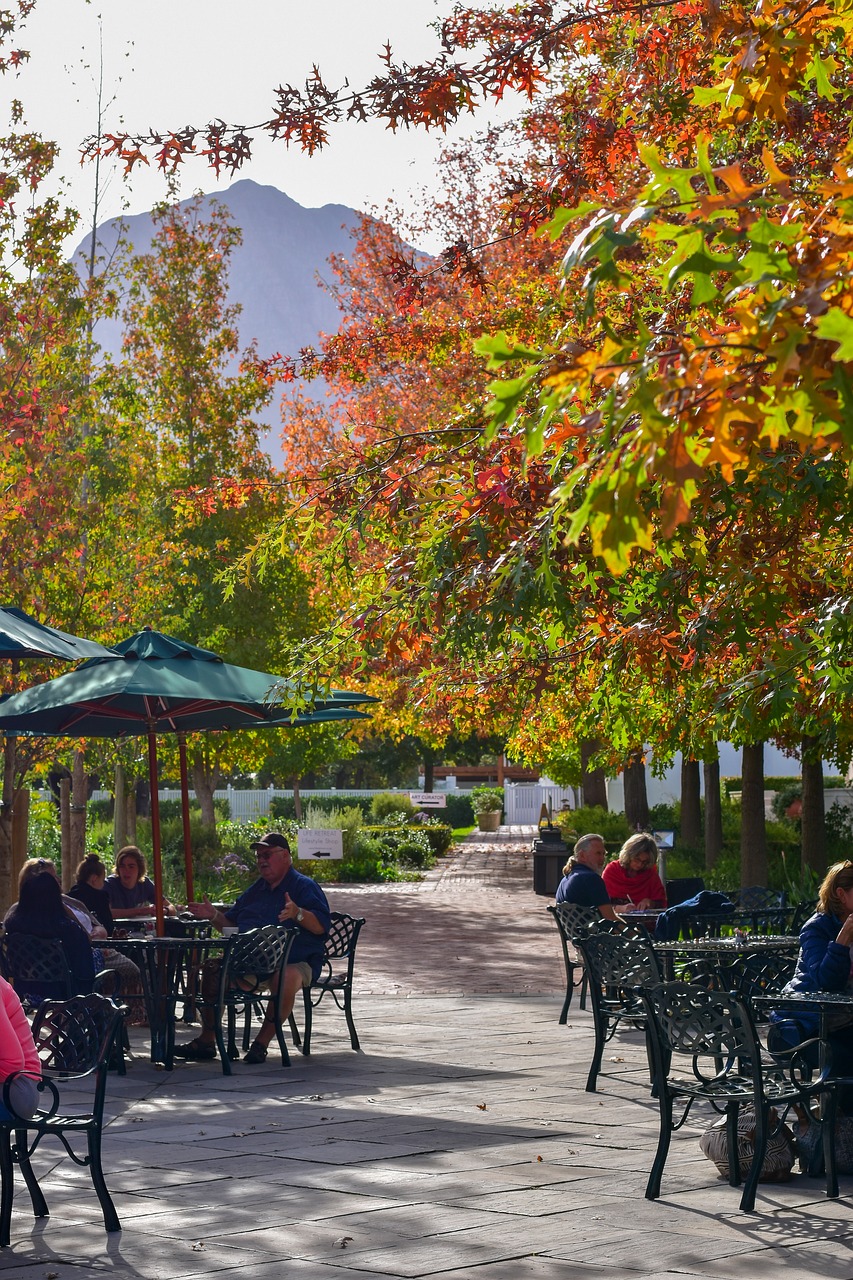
[477,810,501,832]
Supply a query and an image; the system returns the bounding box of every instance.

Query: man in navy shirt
[555,833,618,920]
[175,832,331,1063]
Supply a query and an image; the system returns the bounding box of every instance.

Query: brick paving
[329,827,564,996]
[3,828,853,1279]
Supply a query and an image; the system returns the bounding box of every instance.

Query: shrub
[772,783,803,822]
[156,797,230,823]
[470,786,504,815]
[86,818,116,860]
[443,793,474,827]
[269,794,373,821]
[826,802,853,864]
[558,806,631,849]
[396,840,432,869]
[648,801,678,831]
[370,792,416,822]
[28,798,60,862]
[88,797,113,823]
[419,822,453,856]
[357,824,436,868]
[298,805,363,858]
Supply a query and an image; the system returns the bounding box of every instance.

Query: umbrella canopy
[0,629,374,928]
[0,628,373,734]
[0,607,113,662]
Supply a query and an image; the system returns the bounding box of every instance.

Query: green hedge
[722,775,848,797]
[270,792,470,826]
[270,794,373,821]
[441,794,474,827]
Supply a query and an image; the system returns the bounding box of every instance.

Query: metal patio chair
[0,992,125,1245]
[289,913,366,1055]
[576,929,662,1092]
[639,980,838,1212]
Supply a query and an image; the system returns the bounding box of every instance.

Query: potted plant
[471,787,504,833]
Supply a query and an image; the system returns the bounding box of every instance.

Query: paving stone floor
[2,827,853,1279]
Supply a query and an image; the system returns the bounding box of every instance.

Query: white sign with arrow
[297,829,344,860]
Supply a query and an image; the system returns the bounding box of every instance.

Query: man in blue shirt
[175,832,331,1063]
[555,833,618,920]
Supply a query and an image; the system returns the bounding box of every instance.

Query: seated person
[175,832,331,1064]
[555,833,618,921]
[69,854,115,934]
[17,858,139,996]
[602,834,667,910]
[0,974,40,1121]
[769,860,853,1084]
[4,872,98,1001]
[106,845,176,918]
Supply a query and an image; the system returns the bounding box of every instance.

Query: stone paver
[0,827,852,1279]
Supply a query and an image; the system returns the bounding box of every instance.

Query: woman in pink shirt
[0,975,40,1120]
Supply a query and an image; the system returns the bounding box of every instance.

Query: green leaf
[805,54,838,100]
[544,202,602,240]
[815,309,853,361]
[474,331,541,369]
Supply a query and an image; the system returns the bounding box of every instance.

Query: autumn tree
[115,196,339,823]
[82,0,853,874]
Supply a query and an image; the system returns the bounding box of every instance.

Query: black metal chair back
[728,887,786,911]
[547,903,600,1022]
[789,899,817,932]
[2,935,74,1005]
[290,912,366,1055]
[639,980,838,1212]
[736,949,798,1009]
[576,930,661,1092]
[0,993,125,1245]
[665,877,705,906]
[215,925,296,1075]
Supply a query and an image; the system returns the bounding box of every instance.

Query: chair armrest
[2,1070,56,1121]
[94,969,121,999]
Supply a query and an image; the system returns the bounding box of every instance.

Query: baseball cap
[250,832,290,852]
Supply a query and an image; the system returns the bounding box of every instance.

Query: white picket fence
[87,786,440,824]
[503,783,576,825]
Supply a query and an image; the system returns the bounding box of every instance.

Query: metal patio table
[98,934,233,1070]
[652,934,800,990]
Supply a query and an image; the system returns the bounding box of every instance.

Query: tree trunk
[703,752,723,870]
[11,786,28,892]
[113,763,127,850]
[191,760,217,828]
[135,778,150,819]
[60,775,71,874]
[126,789,137,844]
[292,778,303,822]
[623,750,649,829]
[801,738,826,876]
[680,757,701,849]
[580,738,608,809]
[740,742,767,887]
[0,736,15,915]
[423,759,435,792]
[68,749,87,890]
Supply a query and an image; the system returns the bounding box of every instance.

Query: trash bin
[532,826,568,896]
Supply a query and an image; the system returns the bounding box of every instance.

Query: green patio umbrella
[0,629,374,928]
[0,607,113,662]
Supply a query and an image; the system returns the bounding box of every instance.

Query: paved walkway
[3,829,853,1279]
[330,827,563,996]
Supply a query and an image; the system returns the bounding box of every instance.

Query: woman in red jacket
[602,833,668,910]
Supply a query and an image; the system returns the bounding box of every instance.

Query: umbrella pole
[147,727,165,938]
[177,732,194,903]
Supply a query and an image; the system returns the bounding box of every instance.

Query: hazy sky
[11,1,511,247]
